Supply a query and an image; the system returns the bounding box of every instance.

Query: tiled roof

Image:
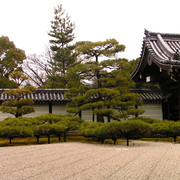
[0,89,69,104]
[0,88,162,104]
[131,89,163,103]
[131,30,180,80]
[143,29,180,66]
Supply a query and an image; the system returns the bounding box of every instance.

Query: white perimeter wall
[0,103,162,121]
[139,103,162,120]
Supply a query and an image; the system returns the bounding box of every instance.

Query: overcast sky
[1,0,180,60]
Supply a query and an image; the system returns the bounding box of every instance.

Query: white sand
[0,141,180,180]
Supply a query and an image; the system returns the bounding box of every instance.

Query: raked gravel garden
[0,140,180,180]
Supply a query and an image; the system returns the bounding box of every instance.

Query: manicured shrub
[51,123,67,142]
[104,121,123,144]
[35,114,63,124]
[79,122,103,138]
[119,120,152,146]
[33,114,83,143]
[79,120,151,146]
[152,120,180,142]
[0,114,83,144]
[130,117,161,124]
[0,118,34,144]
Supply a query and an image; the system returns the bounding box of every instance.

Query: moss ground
[0,136,180,147]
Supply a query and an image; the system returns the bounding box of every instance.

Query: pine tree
[0,71,35,117]
[66,39,143,122]
[47,4,77,87]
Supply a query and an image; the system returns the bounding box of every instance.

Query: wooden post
[162,100,168,120]
[92,114,95,122]
[78,111,82,118]
[107,106,110,122]
[49,102,52,114]
[178,81,180,120]
[92,107,95,122]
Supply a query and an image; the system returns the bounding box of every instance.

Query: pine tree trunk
[64,133,66,142]
[135,105,138,117]
[113,138,116,145]
[58,135,61,142]
[101,139,104,144]
[127,137,129,146]
[48,135,50,144]
[108,116,111,122]
[36,136,40,143]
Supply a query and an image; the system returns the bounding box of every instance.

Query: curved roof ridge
[145,29,180,38]
[131,29,180,81]
[157,34,174,56]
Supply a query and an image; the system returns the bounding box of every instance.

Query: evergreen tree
[0,71,35,118]
[0,77,18,88]
[0,36,26,78]
[66,39,143,122]
[9,70,28,88]
[47,4,77,87]
[1,88,35,118]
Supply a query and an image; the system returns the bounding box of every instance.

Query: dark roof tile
[131,30,180,80]
[0,88,162,104]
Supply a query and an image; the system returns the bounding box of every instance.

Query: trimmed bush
[130,117,161,124]
[152,120,180,142]
[79,120,151,146]
[0,114,83,144]
[0,118,34,144]
[119,120,152,146]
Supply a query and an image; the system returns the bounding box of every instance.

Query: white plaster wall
[0,103,163,121]
[0,104,66,121]
[0,112,13,121]
[139,103,162,120]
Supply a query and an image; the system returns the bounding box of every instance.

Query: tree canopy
[0,77,18,88]
[0,88,35,118]
[0,36,26,78]
[47,4,77,88]
[0,71,35,118]
[66,39,143,122]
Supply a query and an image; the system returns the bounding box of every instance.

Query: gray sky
[1,0,180,60]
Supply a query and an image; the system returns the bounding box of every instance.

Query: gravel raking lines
[0,141,180,180]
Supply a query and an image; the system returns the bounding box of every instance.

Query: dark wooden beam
[92,107,95,122]
[78,111,82,118]
[162,100,168,120]
[178,82,180,120]
[49,102,52,114]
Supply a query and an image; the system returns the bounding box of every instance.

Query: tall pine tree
[47,5,77,87]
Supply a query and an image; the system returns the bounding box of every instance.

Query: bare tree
[23,46,52,87]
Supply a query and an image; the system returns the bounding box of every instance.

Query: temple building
[132,30,180,121]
